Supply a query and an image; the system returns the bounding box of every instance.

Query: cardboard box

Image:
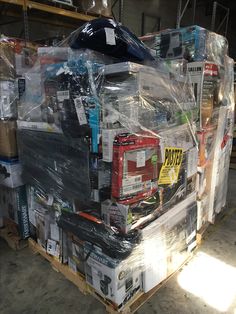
[90,157,111,203]
[187,62,220,130]
[101,200,131,233]
[35,208,60,258]
[112,134,159,204]
[84,243,142,307]
[0,185,29,239]
[197,127,217,166]
[67,234,85,275]
[197,196,209,230]
[0,120,18,158]
[142,193,197,292]
[153,26,227,64]
[102,128,127,162]
[0,158,23,188]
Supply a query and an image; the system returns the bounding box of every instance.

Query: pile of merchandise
[0,37,37,237]
[142,25,235,228]
[0,19,234,309]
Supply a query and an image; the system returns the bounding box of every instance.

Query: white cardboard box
[84,243,142,307]
[142,193,197,292]
[102,128,126,162]
[0,159,23,188]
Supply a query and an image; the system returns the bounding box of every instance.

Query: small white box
[101,199,131,233]
[102,128,126,162]
[0,159,23,188]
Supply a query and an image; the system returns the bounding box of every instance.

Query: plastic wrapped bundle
[142,25,228,65]
[17,129,91,206]
[102,62,197,134]
[18,47,198,228]
[57,211,141,259]
[100,61,197,232]
[195,56,235,226]
[207,56,235,220]
[18,52,104,151]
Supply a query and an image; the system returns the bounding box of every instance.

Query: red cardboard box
[112,133,159,204]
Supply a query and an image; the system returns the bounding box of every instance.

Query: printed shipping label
[57,90,70,102]
[158,147,183,185]
[136,151,146,168]
[74,98,87,125]
[47,239,60,258]
[104,28,116,45]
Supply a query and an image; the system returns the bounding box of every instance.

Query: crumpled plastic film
[0,37,37,119]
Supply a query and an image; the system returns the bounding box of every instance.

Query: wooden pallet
[0,220,28,250]
[28,238,197,314]
[196,222,210,244]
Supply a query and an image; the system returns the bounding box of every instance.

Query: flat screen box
[187,62,220,130]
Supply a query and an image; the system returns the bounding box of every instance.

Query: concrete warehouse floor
[1,171,236,314]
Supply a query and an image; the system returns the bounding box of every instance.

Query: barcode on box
[57,90,70,102]
[122,175,142,187]
[122,183,143,195]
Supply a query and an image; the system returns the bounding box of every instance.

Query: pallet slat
[0,226,28,250]
[28,238,88,294]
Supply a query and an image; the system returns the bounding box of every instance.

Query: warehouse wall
[112,0,179,35]
[0,17,74,42]
[0,0,235,58]
[111,0,235,58]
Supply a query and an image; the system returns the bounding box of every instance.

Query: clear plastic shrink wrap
[18,19,201,307]
[141,25,228,65]
[143,25,234,229]
[0,37,37,119]
[190,56,234,226]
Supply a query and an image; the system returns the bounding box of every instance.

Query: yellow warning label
[158,147,183,185]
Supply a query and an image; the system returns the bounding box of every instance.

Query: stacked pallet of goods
[0,18,233,311]
[0,37,37,243]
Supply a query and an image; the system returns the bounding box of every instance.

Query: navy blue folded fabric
[69,18,154,62]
